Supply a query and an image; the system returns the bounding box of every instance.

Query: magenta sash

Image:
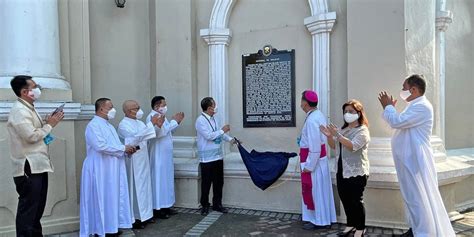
[300,144,327,211]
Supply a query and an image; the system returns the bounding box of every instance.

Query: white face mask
[400,89,411,101]
[158,106,168,115]
[213,106,218,113]
[344,113,359,124]
[28,88,42,100]
[107,108,116,120]
[136,109,144,119]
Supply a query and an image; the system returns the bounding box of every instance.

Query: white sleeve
[195,117,224,141]
[382,104,430,129]
[156,119,179,138]
[86,123,125,157]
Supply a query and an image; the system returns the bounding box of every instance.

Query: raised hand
[172,112,185,124]
[328,123,339,136]
[378,91,397,109]
[46,111,64,127]
[222,125,230,133]
[152,114,165,128]
[319,125,332,137]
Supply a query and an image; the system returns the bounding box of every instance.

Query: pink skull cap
[304,90,318,103]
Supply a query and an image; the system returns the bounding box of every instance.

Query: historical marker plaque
[242,46,295,128]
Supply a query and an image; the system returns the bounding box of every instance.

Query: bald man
[118,100,164,229]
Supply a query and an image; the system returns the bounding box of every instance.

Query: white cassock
[146,110,179,209]
[80,116,133,236]
[383,96,455,237]
[118,117,155,222]
[299,109,337,226]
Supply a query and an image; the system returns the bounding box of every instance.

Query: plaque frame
[242,47,296,128]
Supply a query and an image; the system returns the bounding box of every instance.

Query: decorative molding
[173,136,197,158]
[200,28,232,45]
[200,0,236,133]
[304,1,336,121]
[0,102,95,121]
[0,76,71,90]
[304,12,336,35]
[436,10,453,32]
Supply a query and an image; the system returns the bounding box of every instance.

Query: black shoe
[146,218,156,224]
[168,208,179,215]
[132,220,145,229]
[155,209,170,219]
[212,205,228,213]
[201,206,209,216]
[163,207,179,215]
[337,227,356,236]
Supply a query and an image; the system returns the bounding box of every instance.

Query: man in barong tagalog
[378,74,455,237]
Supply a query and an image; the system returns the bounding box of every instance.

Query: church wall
[445,0,474,149]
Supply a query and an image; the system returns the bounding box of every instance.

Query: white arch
[200,0,336,126]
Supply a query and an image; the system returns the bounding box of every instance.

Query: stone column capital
[436,10,453,32]
[200,28,232,45]
[304,12,336,35]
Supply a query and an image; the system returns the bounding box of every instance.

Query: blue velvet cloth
[236,139,297,190]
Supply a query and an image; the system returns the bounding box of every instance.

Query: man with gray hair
[118,100,164,229]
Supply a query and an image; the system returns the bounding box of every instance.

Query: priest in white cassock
[379,74,455,237]
[118,100,164,229]
[146,96,184,219]
[80,98,137,237]
[298,90,336,230]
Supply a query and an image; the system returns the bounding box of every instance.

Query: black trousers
[13,161,48,237]
[336,157,368,230]
[200,160,224,207]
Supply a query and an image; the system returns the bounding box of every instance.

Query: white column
[0,0,70,90]
[435,0,453,142]
[304,9,336,120]
[200,29,231,128]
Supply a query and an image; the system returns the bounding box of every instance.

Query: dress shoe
[146,218,156,224]
[164,207,179,215]
[132,220,145,229]
[337,227,356,236]
[201,206,209,216]
[212,205,228,213]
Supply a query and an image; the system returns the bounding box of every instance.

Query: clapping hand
[378,91,397,109]
[46,111,64,127]
[320,125,331,137]
[327,123,339,136]
[172,112,185,124]
[151,114,165,128]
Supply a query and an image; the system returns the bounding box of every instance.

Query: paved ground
[49,208,474,237]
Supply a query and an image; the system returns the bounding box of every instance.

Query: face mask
[136,109,144,119]
[158,106,168,115]
[213,106,218,113]
[107,108,116,120]
[400,89,411,101]
[28,88,42,100]
[344,113,359,123]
